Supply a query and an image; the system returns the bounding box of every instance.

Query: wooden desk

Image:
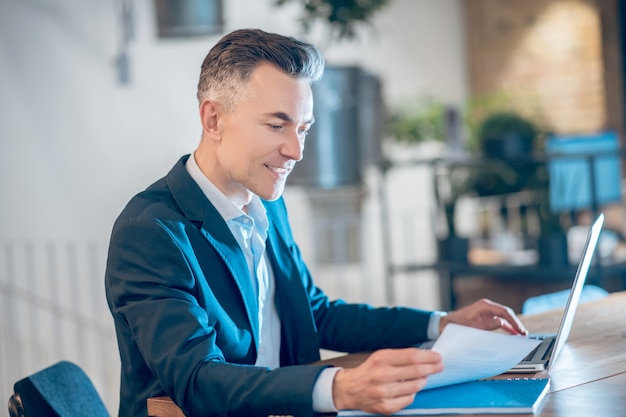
[449,290,626,416]
[519,290,626,394]
[148,291,626,416]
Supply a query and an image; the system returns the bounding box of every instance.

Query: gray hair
[196,28,325,110]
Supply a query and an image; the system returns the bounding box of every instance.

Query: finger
[478,315,525,336]
[366,390,420,416]
[505,314,528,335]
[370,348,442,366]
[391,376,430,396]
[500,320,518,335]
[373,375,431,406]
[495,310,528,335]
[486,303,528,334]
[478,300,528,335]
[388,361,444,384]
[363,350,443,388]
[499,318,529,335]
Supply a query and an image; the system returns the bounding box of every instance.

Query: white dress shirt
[185,154,281,369]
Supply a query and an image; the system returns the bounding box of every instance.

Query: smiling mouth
[265,164,292,176]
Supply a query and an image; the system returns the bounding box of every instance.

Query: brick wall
[465,0,624,139]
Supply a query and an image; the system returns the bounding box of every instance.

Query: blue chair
[7,361,109,417]
[522,284,609,315]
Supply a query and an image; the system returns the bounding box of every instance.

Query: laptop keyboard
[522,336,556,362]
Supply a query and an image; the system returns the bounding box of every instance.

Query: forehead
[239,63,314,118]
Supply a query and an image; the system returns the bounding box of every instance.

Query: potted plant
[472,110,568,264]
[383,96,453,163]
[477,111,537,160]
[387,97,446,145]
[469,111,540,197]
[273,0,391,40]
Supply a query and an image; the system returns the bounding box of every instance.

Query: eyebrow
[265,111,315,125]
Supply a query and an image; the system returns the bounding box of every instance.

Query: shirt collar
[185,152,268,233]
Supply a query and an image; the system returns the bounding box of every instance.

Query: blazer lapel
[200,220,260,344]
[166,155,260,346]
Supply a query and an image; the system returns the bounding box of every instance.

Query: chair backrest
[522,284,609,315]
[7,361,109,417]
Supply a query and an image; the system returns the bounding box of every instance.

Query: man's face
[213,63,314,206]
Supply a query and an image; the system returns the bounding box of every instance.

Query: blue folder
[339,378,550,416]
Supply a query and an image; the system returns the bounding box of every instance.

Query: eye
[268,124,283,131]
[298,123,311,136]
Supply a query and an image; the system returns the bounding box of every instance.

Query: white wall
[0,0,467,413]
[0,0,466,239]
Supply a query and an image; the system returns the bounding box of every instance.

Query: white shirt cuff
[427,311,448,340]
[312,366,341,413]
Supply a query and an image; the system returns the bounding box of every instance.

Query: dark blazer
[105,155,432,417]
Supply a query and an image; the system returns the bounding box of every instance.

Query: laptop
[509,213,605,372]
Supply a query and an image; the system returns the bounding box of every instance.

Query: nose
[281,131,305,162]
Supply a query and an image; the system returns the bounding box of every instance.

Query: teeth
[267,165,289,174]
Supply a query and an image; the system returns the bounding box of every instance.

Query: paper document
[423,323,542,390]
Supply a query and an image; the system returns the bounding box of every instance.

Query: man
[105,28,527,417]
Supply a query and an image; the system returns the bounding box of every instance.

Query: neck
[192,148,252,210]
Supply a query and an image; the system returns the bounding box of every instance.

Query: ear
[199,100,221,141]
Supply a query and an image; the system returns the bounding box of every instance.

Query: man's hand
[440,298,528,336]
[332,348,443,415]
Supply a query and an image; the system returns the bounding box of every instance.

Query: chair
[147,396,187,417]
[7,360,109,417]
[521,284,609,315]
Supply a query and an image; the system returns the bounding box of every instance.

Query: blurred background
[2,0,626,413]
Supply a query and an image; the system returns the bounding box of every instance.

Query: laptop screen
[547,213,604,370]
